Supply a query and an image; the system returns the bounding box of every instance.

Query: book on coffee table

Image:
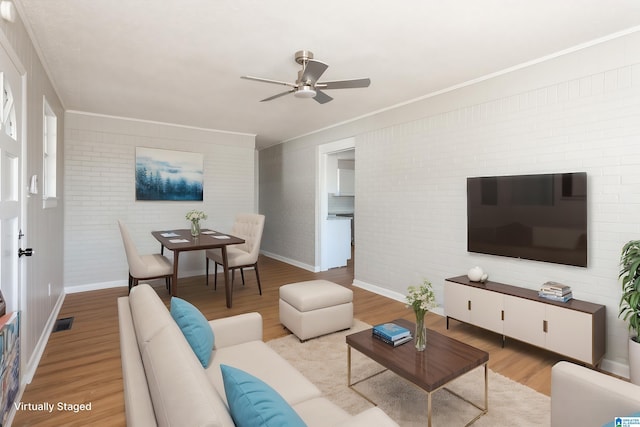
[372,322,411,341]
[372,333,413,347]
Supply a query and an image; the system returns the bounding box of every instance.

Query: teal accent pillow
[170,297,214,368]
[220,364,307,427]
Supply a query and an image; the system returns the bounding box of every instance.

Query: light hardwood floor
[13,255,563,426]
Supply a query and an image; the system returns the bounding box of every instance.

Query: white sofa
[118,284,398,427]
[551,361,640,427]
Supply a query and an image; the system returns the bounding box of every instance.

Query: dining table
[151,228,245,308]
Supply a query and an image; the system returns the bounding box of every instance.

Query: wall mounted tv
[467,172,587,267]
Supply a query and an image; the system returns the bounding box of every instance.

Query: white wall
[0,5,65,384]
[259,142,318,269]
[259,30,640,374]
[64,112,256,291]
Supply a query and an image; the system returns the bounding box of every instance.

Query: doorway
[316,138,355,271]
[0,43,24,313]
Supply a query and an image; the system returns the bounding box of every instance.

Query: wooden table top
[346,318,488,392]
[151,229,245,251]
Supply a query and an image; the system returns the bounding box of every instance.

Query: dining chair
[117,220,173,291]
[205,213,265,295]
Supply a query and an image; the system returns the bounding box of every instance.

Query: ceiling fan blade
[301,59,328,84]
[317,78,371,90]
[313,90,333,104]
[260,89,295,102]
[242,75,296,88]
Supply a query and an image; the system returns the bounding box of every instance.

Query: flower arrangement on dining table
[185,210,207,236]
[406,279,437,351]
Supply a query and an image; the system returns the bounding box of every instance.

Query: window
[42,98,57,208]
[2,73,16,140]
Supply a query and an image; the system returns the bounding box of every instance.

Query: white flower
[185,210,207,222]
[406,280,436,315]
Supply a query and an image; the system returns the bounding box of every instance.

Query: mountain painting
[135,147,204,201]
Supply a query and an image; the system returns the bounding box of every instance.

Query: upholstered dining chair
[117,220,173,291]
[205,213,265,295]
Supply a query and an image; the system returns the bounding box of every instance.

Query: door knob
[18,248,33,257]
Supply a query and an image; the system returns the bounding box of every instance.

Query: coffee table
[346,318,488,426]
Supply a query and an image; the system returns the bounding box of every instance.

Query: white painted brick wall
[259,143,317,267]
[64,112,256,290]
[355,64,640,369]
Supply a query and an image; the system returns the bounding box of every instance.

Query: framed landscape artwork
[135,147,204,201]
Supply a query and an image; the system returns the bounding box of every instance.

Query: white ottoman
[279,280,353,341]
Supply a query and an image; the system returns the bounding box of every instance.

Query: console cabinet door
[444,281,503,333]
[444,281,470,323]
[468,288,503,334]
[545,305,592,364]
[503,295,546,348]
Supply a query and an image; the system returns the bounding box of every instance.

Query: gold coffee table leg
[347,345,389,406]
[347,345,351,386]
[441,363,488,426]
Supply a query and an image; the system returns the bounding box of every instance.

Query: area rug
[267,320,550,426]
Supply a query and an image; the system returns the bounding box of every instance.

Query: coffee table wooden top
[346,318,489,392]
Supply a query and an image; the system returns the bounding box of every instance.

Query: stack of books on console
[539,282,573,302]
[372,322,413,347]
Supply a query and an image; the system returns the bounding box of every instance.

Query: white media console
[444,275,606,367]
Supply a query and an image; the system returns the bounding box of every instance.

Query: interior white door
[0,44,22,312]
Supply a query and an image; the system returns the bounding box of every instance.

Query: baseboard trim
[352,279,446,316]
[63,269,206,294]
[23,291,66,384]
[65,280,127,294]
[352,279,405,303]
[260,251,318,272]
[600,359,629,380]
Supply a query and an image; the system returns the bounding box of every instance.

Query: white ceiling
[14,1,640,149]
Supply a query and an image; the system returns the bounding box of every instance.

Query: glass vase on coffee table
[406,280,436,351]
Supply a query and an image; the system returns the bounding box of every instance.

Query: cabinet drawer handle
[468,300,471,311]
[543,320,548,333]
[501,310,504,321]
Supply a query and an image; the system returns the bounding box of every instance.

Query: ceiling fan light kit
[241,50,370,104]
[294,85,316,98]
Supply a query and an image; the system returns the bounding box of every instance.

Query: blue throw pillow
[170,297,214,368]
[220,364,307,427]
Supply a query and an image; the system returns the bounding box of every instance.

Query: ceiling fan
[241,50,371,104]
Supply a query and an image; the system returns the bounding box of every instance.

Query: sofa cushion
[221,364,306,427]
[170,297,214,368]
[292,397,351,427]
[207,340,322,407]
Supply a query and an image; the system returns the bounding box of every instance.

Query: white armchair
[551,361,640,426]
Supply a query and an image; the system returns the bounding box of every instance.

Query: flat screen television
[467,172,587,267]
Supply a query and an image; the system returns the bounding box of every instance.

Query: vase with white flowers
[185,210,207,237]
[406,280,436,351]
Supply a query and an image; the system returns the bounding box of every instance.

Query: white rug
[267,320,550,426]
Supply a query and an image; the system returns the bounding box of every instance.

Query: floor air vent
[53,317,74,332]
